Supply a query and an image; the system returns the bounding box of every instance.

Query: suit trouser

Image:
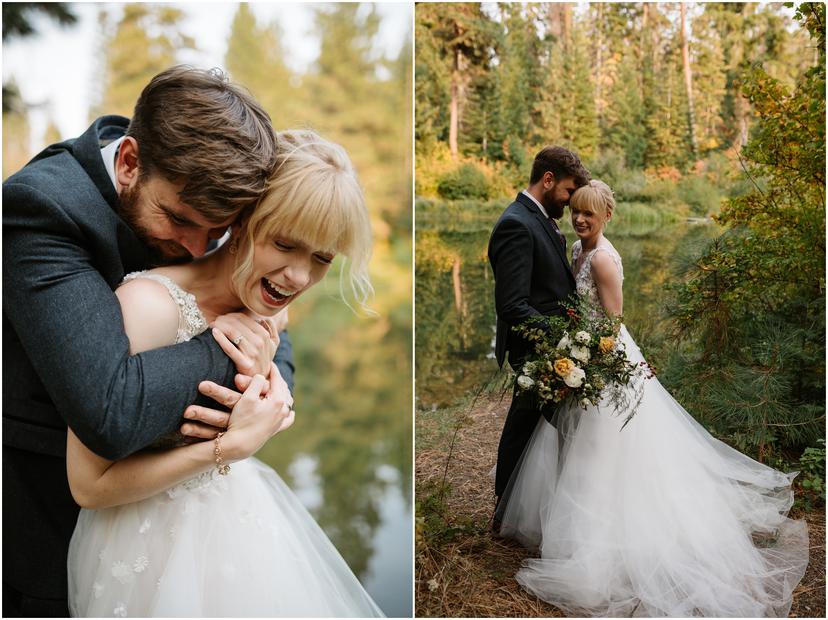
[3,582,68,618]
[494,385,543,501]
[3,445,76,618]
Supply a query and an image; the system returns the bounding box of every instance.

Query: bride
[497,180,809,617]
[66,130,384,617]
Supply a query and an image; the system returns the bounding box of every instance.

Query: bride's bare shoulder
[115,276,181,354]
[590,243,623,280]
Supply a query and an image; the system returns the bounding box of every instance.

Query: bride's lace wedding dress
[498,241,808,617]
[67,273,383,618]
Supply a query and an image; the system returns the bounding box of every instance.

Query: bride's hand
[211,312,278,378]
[189,362,293,445]
[234,362,293,409]
[218,373,295,461]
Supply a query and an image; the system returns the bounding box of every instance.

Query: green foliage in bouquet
[513,297,652,430]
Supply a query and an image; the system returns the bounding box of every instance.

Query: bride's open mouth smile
[260,278,297,308]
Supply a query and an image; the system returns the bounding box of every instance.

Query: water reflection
[416,205,717,407]
[257,270,412,617]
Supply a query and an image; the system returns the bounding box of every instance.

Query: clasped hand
[178,310,293,456]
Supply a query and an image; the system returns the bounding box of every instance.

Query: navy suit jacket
[2,116,294,602]
[488,192,576,371]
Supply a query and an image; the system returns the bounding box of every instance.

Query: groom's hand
[180,363,291,440]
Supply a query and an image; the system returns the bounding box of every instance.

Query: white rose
[563,366,586,388]
[575,330,591,345]
[557,332,572,349]
[570,345,591,363]
[579,398,591,407]
[517,375,535,389]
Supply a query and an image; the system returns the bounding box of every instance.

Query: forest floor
[416,392,826,618]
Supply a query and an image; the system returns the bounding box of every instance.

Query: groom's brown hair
[530,146,590,186]
[126,65,276,223]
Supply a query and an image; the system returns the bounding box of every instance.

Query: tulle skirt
[499,326,808,617]
[67,457,384,617]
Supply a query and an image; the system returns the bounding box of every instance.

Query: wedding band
[232,336,244,346]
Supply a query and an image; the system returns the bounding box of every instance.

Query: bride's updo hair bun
[232,129,373,312]
[570,179,616,223]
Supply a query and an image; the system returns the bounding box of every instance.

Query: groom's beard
[541,189,567,220]
[119,183,192,264]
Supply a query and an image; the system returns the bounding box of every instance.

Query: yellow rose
[553,358,575,377]
[599,336,615,354]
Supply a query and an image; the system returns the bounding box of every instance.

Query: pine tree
[2,80,31,180]
[665,2,825,460]
[93,4,194,118]
[224,4,294,126]
[43,118,62,146]
[414,3,497,159]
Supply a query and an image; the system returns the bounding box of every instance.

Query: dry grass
[416,392,826,618]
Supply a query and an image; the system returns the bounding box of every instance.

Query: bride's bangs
[237,128,374,313]
[571,182,613,221]
[255,168,364,257]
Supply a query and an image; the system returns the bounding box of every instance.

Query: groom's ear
[115,137,141,190]
[543,171,556,189]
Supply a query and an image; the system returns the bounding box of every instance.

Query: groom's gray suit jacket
[2,116,294,607]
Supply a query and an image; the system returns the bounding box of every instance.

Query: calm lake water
[415,203,717,409]
[258,273,412,618]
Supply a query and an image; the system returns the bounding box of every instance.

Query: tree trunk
[680,3,698,159]
[595,3,603,122]
[547,3,571,49]
[452,257,462,313]
[449,45,459,159]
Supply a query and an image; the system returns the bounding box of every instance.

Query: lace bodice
[122,271,209,343]
[571,240,624,321]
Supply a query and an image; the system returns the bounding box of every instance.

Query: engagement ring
[232,335,245,346]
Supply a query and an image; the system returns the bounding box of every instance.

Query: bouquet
[513,297,653,429]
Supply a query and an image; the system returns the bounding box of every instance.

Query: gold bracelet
[214,432,230,475]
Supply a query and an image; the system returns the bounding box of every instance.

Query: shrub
[437,163,490,200]
[677,175,724,216]
[797,438,826,511]
[586,149,647,201]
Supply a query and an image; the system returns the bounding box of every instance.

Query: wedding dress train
[67,273,384,618]
[498,242,809,617]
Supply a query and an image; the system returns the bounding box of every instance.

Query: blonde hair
[570,179,616,223]
[232,129,373,312]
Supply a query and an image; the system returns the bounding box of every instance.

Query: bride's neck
[580,231,605,252]
[154,247,243,323]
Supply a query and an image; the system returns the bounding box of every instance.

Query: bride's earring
[228,237,238,255]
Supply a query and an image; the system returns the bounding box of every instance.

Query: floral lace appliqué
[571,240,624,321]
[165,468,229,499]
[111,561,134,585]
[121,271,208,343]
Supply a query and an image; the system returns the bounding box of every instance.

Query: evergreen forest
[416,1,825,499]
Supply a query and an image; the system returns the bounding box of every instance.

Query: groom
[3,66,294,617]
[488,146,590,512]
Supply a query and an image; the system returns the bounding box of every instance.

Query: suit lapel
[71,116,152,271]
[515,193,575,285]
[72,116,130,213]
